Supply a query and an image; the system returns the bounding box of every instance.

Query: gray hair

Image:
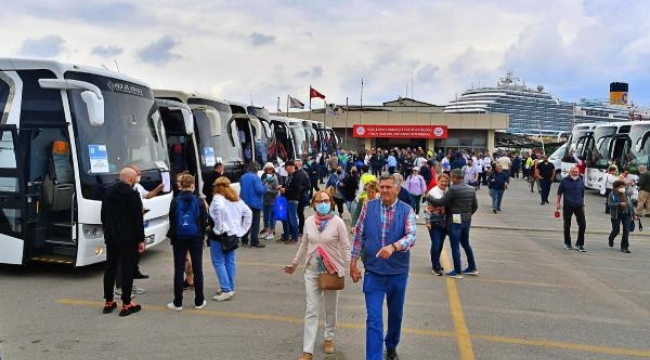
[379,174,397,187]
[392,173,404,186]
[247,162,260,172]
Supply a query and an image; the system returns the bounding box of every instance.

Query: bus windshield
[187,98,242,171]
[305,126,318,158]
[66,72,168,200]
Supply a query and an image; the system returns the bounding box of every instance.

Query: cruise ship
[443,72,647,134]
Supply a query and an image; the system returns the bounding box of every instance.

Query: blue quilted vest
[362,199,411,275]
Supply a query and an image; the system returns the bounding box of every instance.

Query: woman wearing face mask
[607,180,636,253]
[425,173,450,276]
[325,166,346,218]
[601,166,618,214]
[284,190,351,360]
[261,162,280,240]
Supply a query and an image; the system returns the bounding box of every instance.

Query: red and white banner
[352,125,448,139]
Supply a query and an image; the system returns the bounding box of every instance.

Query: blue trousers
[363,272,408,360]
[447,220,477,273]
[210,240,236,292]
[428,225,446,270]
[491,188,504,210]
[282,200,299,240]
[262,204,275,228]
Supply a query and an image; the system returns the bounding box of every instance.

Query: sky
[3,0,650,111]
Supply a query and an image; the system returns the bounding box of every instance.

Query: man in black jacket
[101,167,145,317]
[294,159,311,239]
[279,160,307,244]
[202,162,224,205]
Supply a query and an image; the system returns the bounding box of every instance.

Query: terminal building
[286,97,507,155]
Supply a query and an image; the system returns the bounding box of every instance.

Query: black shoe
[564,244,574,250]
[540,202,545,205]
[134,272,149,279]
[103,301,117,314]
[386,349,399,360]
[608,238,614,248]
[576,246,586,253]
[431,268,443,276]
[622,248,631,253]
[249,243,266,248]
[492,209,497,214]
[118,302,142,317]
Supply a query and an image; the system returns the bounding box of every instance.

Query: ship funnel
[610,82,628,105]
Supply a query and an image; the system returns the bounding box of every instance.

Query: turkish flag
[310,87,326,99]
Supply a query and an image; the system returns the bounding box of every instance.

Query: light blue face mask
[316,202,331,215]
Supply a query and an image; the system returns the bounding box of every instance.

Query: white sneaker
[213,291,234,302]
[167,302,182,311]
[132,285,147,294]
[195,300,208,309]
[416,215,420,219]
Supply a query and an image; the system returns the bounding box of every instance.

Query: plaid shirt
[351,199,416,260]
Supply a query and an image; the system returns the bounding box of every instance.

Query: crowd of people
[98,144,641,359]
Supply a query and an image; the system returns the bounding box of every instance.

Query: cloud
[18,35,65,58]
[296,66,323,79]
[250,32,275,46]
[91,45,123,58]
[137,36,181,66]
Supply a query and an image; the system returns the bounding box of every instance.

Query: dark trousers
[428,225,446,271]
[447,220,476,273]
[333,197,345,215]
[609,214,631,250]
[563,205,586,247]
[115,252,140,288]
[388,166,395,174]
[372,166,381,176]
[363,272,408,360]
[540,179,552,203]
[242,208,261,245]
[172,238,205,307]
[104,242,138,304]
[479,172,488,185]
[298,204,306,236]
[604,189,612,213]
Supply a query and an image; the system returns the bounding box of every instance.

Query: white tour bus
[559,123,600,178]
[0,58,172,266]
[154,90,247,193]
[622,120,650,182]
[269,115,299,163]
[583,122,632,190]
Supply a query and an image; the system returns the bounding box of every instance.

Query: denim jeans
[262,204,275,228]
[363,272,408,360]
[428,225,446,270]
[242,208,261,245]
[447,220,477,273]
[282,200,299,240]
[210,240,236,292]
[172,237,204,307]
[346,200,357,215]
[491,188,504,210]
[609,213,631,250]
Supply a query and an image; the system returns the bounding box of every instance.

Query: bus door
[610,134,632,171]
[157,100,197,186]
[0,125,26,265]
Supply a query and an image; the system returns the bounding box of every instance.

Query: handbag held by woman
[318,272,345,290]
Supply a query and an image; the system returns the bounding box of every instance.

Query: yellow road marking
[56,298,650,357]
[238,261,570,289]
[439,250,476,360]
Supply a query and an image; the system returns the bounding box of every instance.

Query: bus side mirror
[205,109,222,137]
[80,90,105,126]
[39,78,105,127]
[180,107,194,135]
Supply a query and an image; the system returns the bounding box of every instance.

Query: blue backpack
[175,195,201,238]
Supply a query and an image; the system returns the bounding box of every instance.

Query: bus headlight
[83,225,103,239]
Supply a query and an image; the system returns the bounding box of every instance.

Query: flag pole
[345,97,349,147]
[277,96,280,113]
[323,99,327,127]
[309,86,312,121]
[286,95,289,117]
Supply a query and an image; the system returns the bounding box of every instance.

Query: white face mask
[570,175,579,180]
[618,188,625,194]
[136,175,142,184]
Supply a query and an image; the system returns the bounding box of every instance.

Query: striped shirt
[351,199,417,260]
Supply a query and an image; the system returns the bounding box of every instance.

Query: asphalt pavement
[1,176,650,360]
